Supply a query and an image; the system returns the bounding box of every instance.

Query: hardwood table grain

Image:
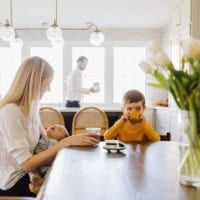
[37,142,200,200]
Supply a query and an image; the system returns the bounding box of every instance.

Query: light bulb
[47,26,62,41]
[9,36,23,48]
[51,36,64,47]
[0,25,15,41]
[90,31,104,46]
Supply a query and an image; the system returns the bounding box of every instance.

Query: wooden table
[36,142,200,200]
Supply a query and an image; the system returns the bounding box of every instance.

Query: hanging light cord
[55,0,58,25]
[10,0,13,26]
[6,0,101,33]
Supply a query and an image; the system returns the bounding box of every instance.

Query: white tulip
[147,41,162,54]
[148,56,158,66]
[155,51,172,68]
[180,38,200,58]
[139,61,156,74]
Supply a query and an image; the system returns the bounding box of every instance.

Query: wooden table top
[37,142,200,200]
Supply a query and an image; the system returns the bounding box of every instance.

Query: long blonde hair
[0,56,53,122]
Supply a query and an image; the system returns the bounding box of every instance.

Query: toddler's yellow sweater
[104,119,160,143]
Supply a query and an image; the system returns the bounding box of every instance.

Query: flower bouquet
[139,38,200,187]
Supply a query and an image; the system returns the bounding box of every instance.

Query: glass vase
[179,110,200,187]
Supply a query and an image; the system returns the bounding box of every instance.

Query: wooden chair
[40,107,65,129]
[0,197,35,200]
[160,132,171,141]
[72,107,109,136]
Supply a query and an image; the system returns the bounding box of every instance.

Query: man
[65,56,96,107]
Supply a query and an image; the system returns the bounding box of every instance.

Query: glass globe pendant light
[9,33,23,48]
[51,36,64,47]
[87,23,104,46]
[47,19,62,41]
[46,0,64,46]
[90,27,104,46]
[0,19,15,42]
[0,0,16,42]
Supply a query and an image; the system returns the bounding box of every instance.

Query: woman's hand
[59,133,99,148]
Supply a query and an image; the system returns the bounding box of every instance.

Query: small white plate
[103,140,126,151]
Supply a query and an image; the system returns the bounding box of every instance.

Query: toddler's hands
[120,114,129,123]
[139,114,145,122]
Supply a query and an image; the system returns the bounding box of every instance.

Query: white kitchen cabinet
[170,9,181,34]
[170,0,200,60]
[155,108,170,135]
[170,0,200,36]
[168,0,200,108]
[181,0,191,28]
[154,107,180,140]
[169,112,180,141]
[144,108,155,128]
[159,0,200,141]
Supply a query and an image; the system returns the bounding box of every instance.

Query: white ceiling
[0,0,172,29]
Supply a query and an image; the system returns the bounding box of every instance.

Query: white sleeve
[0,107,32,165]
[71,72,90,95]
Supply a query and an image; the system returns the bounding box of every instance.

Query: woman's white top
[66,67,90,102]
[0,104,40,190]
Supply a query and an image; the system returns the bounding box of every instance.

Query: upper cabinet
[190,0,200,38]
[170,0,200,38]
[180,0,191,28]
[170,8,182,34]
[168,0,200,107]
[169,0,200,77]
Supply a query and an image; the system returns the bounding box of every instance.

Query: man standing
[65,56,96,107]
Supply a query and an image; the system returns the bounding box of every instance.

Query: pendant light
[46,0,64,46]
[89,25,105,46]
[9,33,23,48]
[0,0,15,41]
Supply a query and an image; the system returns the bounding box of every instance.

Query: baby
[29,124,69,194]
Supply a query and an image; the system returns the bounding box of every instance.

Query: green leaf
[147,82,166,90]
[153,71,169,89]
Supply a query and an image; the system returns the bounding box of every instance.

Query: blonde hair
[0,56,53,122]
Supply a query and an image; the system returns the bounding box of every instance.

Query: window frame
[71,46,105,104]
[112,45,147,104]
[0,41,148,108]
[30,44,64,105]
[0,46,22,97]
[67,41,147,108]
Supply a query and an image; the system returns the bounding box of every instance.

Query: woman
[0,56,98,197]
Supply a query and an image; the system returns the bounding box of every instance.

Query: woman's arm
[39,124,47,138]
[21,134,99,172]
[0,105,99,172]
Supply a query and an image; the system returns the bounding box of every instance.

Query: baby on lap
[29,124,69,194]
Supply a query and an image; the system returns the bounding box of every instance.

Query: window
[0,48,21,97]
[72,47,105,104]
[113,47,146,103]
[31,47,63,104]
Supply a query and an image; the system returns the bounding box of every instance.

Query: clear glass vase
[178,110,200,187]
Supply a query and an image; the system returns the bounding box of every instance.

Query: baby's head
[47,124,69,141]
[122,90,145,122]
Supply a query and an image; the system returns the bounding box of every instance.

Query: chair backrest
[72,107,109,136]
[40,107,65,129]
